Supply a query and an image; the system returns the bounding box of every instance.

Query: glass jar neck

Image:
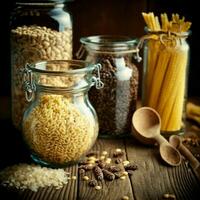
[16,0,70,4]
[35,87,89,96]
[77,35,142,62]
[80,35,138,53]
[11,1,71,30]
[143,28,190,46]
[15,2,64,9]
[22,60,103,102]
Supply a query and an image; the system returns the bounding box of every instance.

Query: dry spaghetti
[142,12,191,132]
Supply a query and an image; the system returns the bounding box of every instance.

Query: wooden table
[0,120,200,200]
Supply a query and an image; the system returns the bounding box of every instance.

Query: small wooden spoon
[132,107,182,166]
[169,135,200,179]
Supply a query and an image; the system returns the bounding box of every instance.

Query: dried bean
[79,165,94,171]
[124,163,138,171]
[97,160,107,169]
[102,169,115,181]
[93,166,104,181]
[107,166,121,172]
[78,168,86,176]
[88,179,98,187]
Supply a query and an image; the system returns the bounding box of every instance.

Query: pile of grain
[11,25,72,129]
[0,163,68,192]
[23,94,95,165]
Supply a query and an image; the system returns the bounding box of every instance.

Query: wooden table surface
[0,119,200,200]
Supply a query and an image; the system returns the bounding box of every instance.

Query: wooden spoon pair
[132,107,200,174]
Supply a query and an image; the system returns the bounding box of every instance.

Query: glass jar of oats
[10,0,73,130]
[77,35,140,138]
[21,60,103,167]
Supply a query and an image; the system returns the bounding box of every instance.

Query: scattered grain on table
[95,185,102,190]
[162,193,176,199]
[102,151,108,156]
[0,163,69,192]
[115,148,122,152]
[122,196,129,200]
[120,176,126,180]
[78,148,139,187]
[83,176,89,181]
[71,176,77,180]
[123,161,130,166]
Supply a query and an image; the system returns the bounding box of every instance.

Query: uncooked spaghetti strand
[159,49,188,131]
[147,45,171,108]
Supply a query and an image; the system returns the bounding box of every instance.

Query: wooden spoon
[169,135,200,180]
[132,107,182,166]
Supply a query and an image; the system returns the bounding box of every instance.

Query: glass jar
[142,30,190,136]
[78,35,140,138]
[10,0,73,130]
[21,60,103,167]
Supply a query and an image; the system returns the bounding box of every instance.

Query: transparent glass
[79,35,139,138]
[142,31,190,137]
[21,60,100,167]
[10,0,73,130]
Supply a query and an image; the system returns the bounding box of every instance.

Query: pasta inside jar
[21,60,103,167]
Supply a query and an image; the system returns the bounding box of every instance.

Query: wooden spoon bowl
[132,107,182,166]
[132,107,160,145]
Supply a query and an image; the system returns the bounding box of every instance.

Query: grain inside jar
[79,35,139,137]
[10,1,73,130]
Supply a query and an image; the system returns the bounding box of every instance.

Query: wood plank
[78,138,134,200]
[1,127,199,200]
[125,138,200,200]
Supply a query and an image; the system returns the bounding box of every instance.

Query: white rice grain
[0,163,69,192]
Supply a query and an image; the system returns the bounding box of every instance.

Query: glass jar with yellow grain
[21,60,103,167]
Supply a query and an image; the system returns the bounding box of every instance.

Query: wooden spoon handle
[179,145,200,169]
[154,134,168,145]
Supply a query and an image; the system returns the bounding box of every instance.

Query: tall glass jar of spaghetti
[141,12,191,136]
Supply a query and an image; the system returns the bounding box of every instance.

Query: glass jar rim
[144,26,191,37]
[16,0,73,3]
[76,35,141,60]
[27,60,96,75]
[16,0,73,6]
[80,35,138,47]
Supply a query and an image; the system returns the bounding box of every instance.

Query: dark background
[0,0,198,118]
